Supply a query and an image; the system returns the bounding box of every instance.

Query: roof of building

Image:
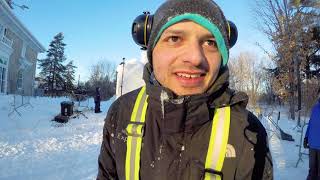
[0,0,45,53]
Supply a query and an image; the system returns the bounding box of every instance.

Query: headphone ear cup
[146,15,153,45]
[227,20,238,48]
[132,13,153,50]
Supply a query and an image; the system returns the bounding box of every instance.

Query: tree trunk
[289,61,295,120]
[296,56,302,126]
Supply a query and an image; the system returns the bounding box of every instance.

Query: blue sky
[13,0,271,81]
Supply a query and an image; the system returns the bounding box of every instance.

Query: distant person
[94,87,102,113]
[97,0,273,179]
[304,94,320,180]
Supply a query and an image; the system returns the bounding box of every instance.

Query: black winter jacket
[97,64,273,180]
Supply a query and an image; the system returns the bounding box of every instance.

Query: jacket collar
[142,62,248,108]
[142,63,248,133]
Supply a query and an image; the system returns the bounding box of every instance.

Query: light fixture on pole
[120,58,125,96]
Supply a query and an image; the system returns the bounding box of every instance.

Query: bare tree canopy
[85,61,116,101]
[229,52,266,106]
[252,0,319,119]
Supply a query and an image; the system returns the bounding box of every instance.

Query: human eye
[167,36,180,43]
[158,35,182,46]
[204,39,217,48]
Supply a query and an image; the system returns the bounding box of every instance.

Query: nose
[181,41,206,66]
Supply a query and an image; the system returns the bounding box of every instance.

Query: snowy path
[260,109,309,180]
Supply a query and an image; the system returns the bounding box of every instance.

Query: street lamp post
[120,58,125,96]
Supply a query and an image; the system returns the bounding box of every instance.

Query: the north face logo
[225,144,236,158]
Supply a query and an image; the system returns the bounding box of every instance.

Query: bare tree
[229,52,265,106]
[252,0,318,120]
[86,61,116,100]
[302,78,320,115]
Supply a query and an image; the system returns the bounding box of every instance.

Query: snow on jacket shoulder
[305,101,320,150]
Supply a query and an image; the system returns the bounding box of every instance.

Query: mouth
[175,72,206,79]
[176,72,204,78]
[174,71,206,87]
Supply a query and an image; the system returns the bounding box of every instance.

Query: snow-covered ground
[0,95,311,180]
[0,95,114,180]
[258,106,309,180]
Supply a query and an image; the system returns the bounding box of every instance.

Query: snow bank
[116,51,147,98]
[258,105,309,180]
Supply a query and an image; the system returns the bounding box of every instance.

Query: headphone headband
[132,12,237,49]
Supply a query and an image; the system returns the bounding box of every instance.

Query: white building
[0,0,45,95]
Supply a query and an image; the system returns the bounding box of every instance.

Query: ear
[131,12,153,50]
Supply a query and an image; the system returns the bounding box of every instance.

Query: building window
[0,56,8,93]
[21,43,27,58]
[4,28,8,36]
[17,70,23,90]
[0,67,6,93]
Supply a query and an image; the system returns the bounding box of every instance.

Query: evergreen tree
[63,60,77,91]
[38,32,67,94]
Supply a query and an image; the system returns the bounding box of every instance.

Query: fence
[8,93,33,117]
[69,93,91,119]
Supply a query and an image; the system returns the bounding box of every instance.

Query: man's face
[152,21,222,96]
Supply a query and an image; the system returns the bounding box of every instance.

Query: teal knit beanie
[147,0,230,66]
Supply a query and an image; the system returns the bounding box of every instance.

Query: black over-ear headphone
[132,12,153,50]
[132,11,238,50]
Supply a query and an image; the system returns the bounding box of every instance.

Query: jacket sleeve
[261,136,273,180]
[253,112,273,180]
[240,112,274,180]
[97,103,118,180]
[305,105,316,139]
[305,124,310,139]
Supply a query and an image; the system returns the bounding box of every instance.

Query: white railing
[1,36,13,48]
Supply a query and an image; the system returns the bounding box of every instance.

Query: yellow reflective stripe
[141,95,148,123]
[130,86,146,122]
[133,95,148,179]
[216,107,230,171]
[130,136,138,180]
[227,22,231,39]
[126,86,148,180]
[133,92,149,179]
[126,126,134,180]
[126,124,133,134]
[204,106,231,180]
[204,108,220,180]
[144,15,149,47]
[134,130,143,179]
[205,108,219,168]
[137,125,143,135]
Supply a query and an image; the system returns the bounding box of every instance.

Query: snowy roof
[0,0,45,53]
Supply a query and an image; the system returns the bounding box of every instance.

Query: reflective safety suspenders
[125,86,231,180]
[204,106,231,180]
[125,86,149,180]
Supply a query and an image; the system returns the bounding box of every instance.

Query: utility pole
[120,58,125,96]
